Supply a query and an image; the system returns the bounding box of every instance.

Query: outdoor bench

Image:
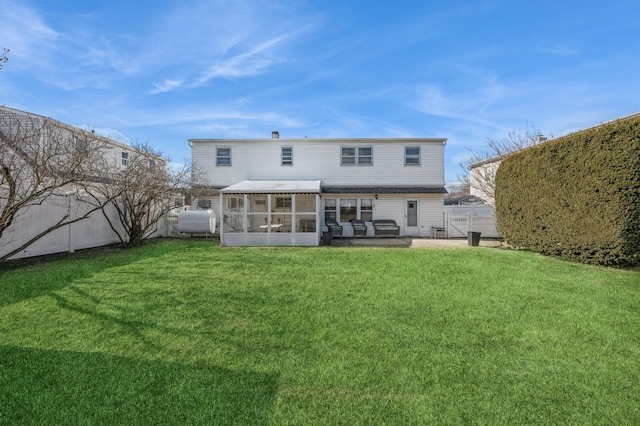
[350,219,368,238]
[372,219,400,237]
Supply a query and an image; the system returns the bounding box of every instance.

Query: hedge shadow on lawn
[0,241,182,307]
[0,344,279,425]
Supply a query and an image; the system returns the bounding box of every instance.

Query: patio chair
[325,218,343,238]
[350,219,367,238]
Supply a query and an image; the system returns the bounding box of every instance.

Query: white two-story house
[189,131,447,246]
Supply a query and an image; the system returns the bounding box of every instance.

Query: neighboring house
[189,132,448,246]
[468,157,503,206]
[469,111,640,205]
[0,105,147,175]
[0,106,161,259]
[444,194,485,206]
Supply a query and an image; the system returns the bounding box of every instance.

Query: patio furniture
[350,219,367,238]
[325,218,343,238]
[431,226,446,239]
[372,219,400,237]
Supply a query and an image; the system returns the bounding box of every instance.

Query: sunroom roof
[220,180,322,194]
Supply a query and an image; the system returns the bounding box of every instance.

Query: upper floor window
[121,151,129,167]
[281,146,293,166]
[405,146,420,165]
[358,147,372,165]
[341,146,373,166]
[216,147,231,166]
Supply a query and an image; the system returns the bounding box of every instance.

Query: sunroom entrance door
[406,200,419,236]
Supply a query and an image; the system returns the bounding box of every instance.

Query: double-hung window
[405,146,420,165]
[324,199,337,221]
[340,199,357,222]
[341,146,373,165]
[341,147,356,165]
[360,199,373,221]
[121,151,128,167]
[324,198,374,222]
[358,147,372,165]
[216,147,231,166]
[281,147,293,166]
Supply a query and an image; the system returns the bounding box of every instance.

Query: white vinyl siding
[190,139,445,188]
[373,194,444,238]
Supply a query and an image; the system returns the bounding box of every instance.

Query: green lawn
[1,239,639,425]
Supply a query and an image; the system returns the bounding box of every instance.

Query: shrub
[496,115,640,267]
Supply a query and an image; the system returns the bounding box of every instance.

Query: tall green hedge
[495,115,640,267]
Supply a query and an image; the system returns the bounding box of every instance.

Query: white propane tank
[177,209,216,234]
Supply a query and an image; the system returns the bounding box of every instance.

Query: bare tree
[0,108,113,260]
[92,142,200,247]
[445,182,470,198]
[0,48,8,70]
[460,123,550,204]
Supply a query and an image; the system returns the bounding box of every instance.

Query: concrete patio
[328,237,503,248]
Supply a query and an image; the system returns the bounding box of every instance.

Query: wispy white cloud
[135,0,319,92]
[0,0,59,68]
[191,36,288,87]
[150,79,185,94]
[412,80,510,126]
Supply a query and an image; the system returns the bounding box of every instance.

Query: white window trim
[281,146,293,166]
[340,147,356,166]
[216,146,232,166]
[121,151,129,167]
[357,146,373,166]
[341,146,373,166]
[324,197,374,222]
[405,146,420,165]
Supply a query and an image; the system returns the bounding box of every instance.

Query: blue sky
[2,0,639,183]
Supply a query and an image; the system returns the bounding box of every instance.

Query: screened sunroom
[219,180,321,246]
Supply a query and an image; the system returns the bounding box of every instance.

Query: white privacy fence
[0,194,126,260]
[0,196,200,261]
[444,205,501,238]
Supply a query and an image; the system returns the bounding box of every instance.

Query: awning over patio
[220,180,322,194]
[321,185,447,194]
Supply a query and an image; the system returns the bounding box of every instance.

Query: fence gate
[444,206,501,238]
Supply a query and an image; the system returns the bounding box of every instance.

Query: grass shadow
[0,344,278,425]
[0,239,211,307]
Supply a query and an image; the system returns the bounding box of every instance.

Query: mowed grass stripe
[0,240,638,424]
